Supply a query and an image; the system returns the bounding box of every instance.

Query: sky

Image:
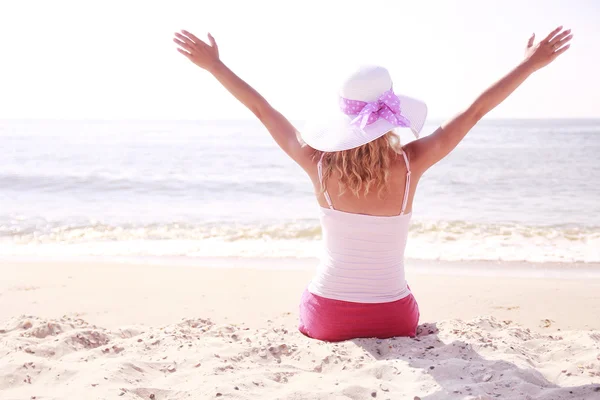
[0,0,598,120]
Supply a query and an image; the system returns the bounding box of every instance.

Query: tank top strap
[317,153,334,210]
[400,149,411,215]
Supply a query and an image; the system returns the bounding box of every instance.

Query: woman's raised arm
[407,26,573,174]
[173,30,314,169]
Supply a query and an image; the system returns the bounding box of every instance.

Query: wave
[0,221,322,242]
[0,172,302,196]
[0,219,598,263]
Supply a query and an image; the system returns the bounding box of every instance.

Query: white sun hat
[300,65,428,152]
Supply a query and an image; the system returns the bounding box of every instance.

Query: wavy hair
[313,131,402,199]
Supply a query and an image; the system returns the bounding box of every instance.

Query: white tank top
[307,150,412,304]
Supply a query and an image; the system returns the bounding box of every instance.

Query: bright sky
[0,0,598,120]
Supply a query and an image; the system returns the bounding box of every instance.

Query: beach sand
[1,260,600,399]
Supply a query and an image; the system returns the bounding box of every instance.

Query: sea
[1,119,598,265]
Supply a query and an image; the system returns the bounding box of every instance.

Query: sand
[1,260,599,399]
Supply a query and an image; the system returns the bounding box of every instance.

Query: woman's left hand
[173,30,221,72]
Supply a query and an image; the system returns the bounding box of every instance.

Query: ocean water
[0,119,599,263]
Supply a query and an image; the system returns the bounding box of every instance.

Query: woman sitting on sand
[173,26,572,342]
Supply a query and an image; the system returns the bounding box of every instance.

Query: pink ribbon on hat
[339,89,410,130]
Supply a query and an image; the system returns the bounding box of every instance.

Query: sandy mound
[1,315,599,399]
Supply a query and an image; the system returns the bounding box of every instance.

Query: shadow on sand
[352,321,600,400]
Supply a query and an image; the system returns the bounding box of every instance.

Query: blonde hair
[314,131,402,199]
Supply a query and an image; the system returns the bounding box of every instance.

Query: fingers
[174,32,196,48]
[181,30,205,46]
[527,33,535,49]
[552,44,571,59]
[554,33,573,49]
[549,29,571,46]
[208,32,218,50]
[177,47,192,59]
[543,26,563,43]
[173,37,194,53]
[173,29,219,65]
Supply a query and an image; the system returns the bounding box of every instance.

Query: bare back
[309,146,419,216]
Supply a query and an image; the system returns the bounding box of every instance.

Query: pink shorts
[298,287,420,342]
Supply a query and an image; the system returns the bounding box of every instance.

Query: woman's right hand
[522,27,573,72]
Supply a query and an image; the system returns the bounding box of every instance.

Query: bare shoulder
[401,140,428,177]
[401,127,446,176]
[295,143,319,175]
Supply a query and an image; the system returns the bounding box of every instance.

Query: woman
[173,27,572,342]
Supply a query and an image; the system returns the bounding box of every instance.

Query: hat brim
[300,94,427,152]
